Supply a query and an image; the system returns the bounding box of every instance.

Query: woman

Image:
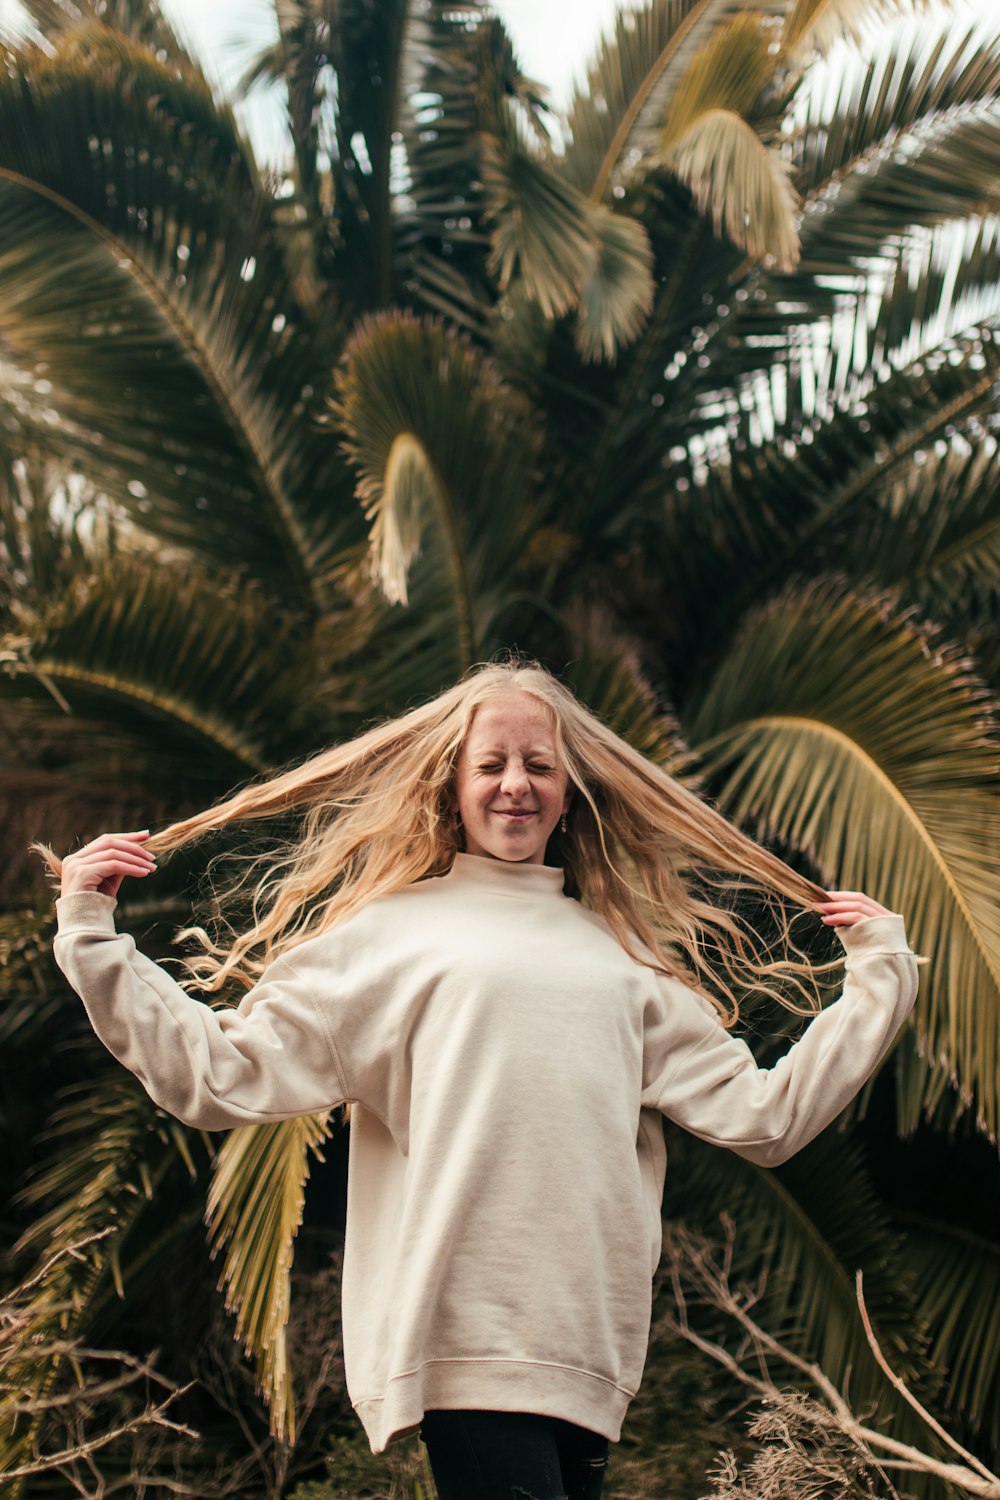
[42,661,918,1500]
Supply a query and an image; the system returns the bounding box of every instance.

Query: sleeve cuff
[837,913,912,956]
[55,891,119,936]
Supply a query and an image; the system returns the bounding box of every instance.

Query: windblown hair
[40,660,831,1023]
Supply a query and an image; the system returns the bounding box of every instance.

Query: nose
[499,760,530,797]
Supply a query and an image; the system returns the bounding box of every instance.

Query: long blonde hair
[42,660,830,1022]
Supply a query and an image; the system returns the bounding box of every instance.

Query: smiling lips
[492,808,537,821]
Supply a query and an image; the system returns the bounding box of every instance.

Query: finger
[68,841,156,866]
[815,894,887,906]
[62,857,158,896]
[75,830,151,854]
[70,860,157,881]
[820,909,883,925]
[69,844,155,864]
[65,854,156,878]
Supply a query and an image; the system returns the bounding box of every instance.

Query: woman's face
[452,693,572,864]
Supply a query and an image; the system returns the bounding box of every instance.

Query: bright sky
[157,0,629,161]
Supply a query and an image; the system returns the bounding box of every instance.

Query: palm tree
[1,0,998,1491]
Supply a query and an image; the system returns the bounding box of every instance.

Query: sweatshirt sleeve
[53,891,350,1131]
[641,914,918,1166]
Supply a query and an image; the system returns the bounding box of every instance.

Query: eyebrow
[470,742,556,754]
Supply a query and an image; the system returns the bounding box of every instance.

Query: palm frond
[0,552,325,778]
[0,909,61,1045]
[481,106,655,361]
[794,14,1000,199]
[0,455,111,629]
[3,1073,206,1480]
[667,1127,932,1426]
[562,612,688,772]
[901,1214,1000,1447]
[0,34,356,598]
[393,4,524,335]
[573,202,656,363]
[683,336,1000,640]
[656,15,800,269]
[664,108,800,269]
[205,1114,333,1442]
[783,0,922,55]
[482,124,597,321]
[561,0,787,201]
[713,20,1000,375]
[10,0,193,63]
[687,580,1000,1141]
[832,442,1000,606]
[332,310,545,665]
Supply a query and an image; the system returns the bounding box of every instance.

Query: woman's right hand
[60,831,157,900]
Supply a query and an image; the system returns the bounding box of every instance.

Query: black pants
[421,1409,609,1500]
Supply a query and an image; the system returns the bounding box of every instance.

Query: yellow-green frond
[365,433,444,606]
[659,13,777,146]
[655,15,799,268]
[574,204,655,363]
[481,126,596,320]
[688,581,1000,1140]
[332,310,544,665]
[783,0,919,54]
[665,109,800,268]
[206,1113,333,1443]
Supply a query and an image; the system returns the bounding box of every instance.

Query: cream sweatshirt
[53,853,918,1452]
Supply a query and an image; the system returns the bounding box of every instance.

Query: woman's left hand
[815,891,894,927]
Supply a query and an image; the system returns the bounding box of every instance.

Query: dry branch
[664,1220,1000,1500]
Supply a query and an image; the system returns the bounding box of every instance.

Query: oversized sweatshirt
[53,853,918,1452]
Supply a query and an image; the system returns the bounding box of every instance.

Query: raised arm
[52,833,348,1130]
[642,897,919,1167]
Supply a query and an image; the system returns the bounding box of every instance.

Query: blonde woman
[43,661,918,1500]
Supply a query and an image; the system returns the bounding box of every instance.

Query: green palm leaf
[687,580,1000,1140]
[562,614,688,772]
[688,338,1000,640]
[0,910,61,1045]
[795,15,1000,203]
[13,0,193,61]
[573,203,656,362]
[482,113,654,359]
[561,0,787,201]
[901,1214,1000,1447]
[205,1113,333,1443]
[482,124,598,322]
[3,1073,205,1486]
[332,310,544,666]
[834,443,1000,606]
[393,3,519,335]
[667,1126,932,1422]
[0,554,323,777]
[711,21,1000,382]
[0,34,355,597]
[783,0,919,54]
[656,14,799,269]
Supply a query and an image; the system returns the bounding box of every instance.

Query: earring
[560,813,567,834]
[453,810,462,828]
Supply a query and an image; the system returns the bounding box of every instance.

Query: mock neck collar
[445,852,566,897]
